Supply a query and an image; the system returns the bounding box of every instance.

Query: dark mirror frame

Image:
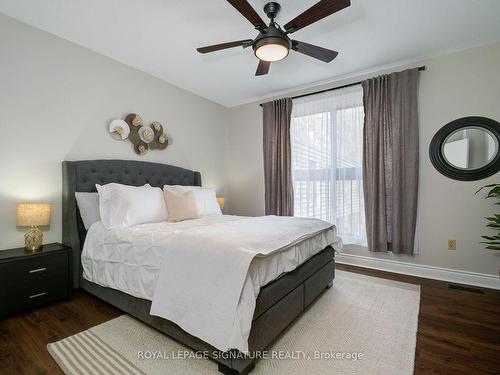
[429,116,500,181]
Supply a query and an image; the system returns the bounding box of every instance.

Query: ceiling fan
[197,0,351,76]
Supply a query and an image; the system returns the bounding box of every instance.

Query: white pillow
[164,185,221,216]
[96,183,168,229]
[75,192,100,230]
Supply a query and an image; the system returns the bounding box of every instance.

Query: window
[291,85,366,245]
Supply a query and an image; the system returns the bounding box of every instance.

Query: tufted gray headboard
[62,160,202,288]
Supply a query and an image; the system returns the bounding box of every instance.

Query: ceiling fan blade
[284,0,350,33]
[197,39,253,54]
[227,0,267,30]
[292,40,338,63]
[255,60,271,76]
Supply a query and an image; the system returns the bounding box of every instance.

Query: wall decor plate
[150,133,168,150]
[151,121,163,133]
[110,113,171,156]
[125,113,144,128]
[139,126,155,143]
[134,142,149,156]
[109,119,130,140]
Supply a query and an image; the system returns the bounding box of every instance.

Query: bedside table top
[0,243,71,262]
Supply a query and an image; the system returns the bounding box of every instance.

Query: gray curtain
[263,98,294,216]
[362,68,419,254]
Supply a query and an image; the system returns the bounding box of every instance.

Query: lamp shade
[16,203,52,227]
[217,197,225,210]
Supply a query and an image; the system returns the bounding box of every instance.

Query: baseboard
[336,253,500,290]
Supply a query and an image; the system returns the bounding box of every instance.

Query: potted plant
[476,183,500,250]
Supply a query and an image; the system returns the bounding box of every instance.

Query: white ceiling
[1,0,500,107]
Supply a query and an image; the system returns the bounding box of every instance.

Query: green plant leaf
[481,235,500,241]
[485,216,500,222]
[485,245,500,250]
[486,189,500,198]
[475,184,499,194]
[477,183,500,250]
[480,241,500,246]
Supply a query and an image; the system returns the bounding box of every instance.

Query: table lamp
[16,203,52,251]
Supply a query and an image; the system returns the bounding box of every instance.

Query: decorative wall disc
[134,142,149,156]
[151,121,163,133]
[125,113,143,128]
[139,127,155,143]
[109,114,171,155]
[109,119,130,140]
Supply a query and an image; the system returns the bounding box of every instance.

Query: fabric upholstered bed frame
[62,160,335,375]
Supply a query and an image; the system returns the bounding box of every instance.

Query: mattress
[81,215,337,301]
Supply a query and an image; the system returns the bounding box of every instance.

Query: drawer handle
[29,292,47,299]
[29,267,47,274]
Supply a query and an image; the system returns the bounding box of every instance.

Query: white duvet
[82,215,341,352]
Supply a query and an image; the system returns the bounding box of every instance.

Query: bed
[62,160,337,375]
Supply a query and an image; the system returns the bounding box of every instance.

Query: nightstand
[0,243,72,317]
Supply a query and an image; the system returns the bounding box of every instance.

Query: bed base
[80,246,335,374]
[62,160,335,374]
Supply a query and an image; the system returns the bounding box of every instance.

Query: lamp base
[24,226,43,252]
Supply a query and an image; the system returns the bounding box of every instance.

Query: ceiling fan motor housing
[252,24,291,58]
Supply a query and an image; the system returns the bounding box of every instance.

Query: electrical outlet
[448,239,457,250]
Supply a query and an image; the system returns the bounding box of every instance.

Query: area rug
[48,270,420,374]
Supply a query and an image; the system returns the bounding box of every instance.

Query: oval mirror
[430,117,500,181]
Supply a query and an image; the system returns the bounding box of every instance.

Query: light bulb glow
[255,44,289,62]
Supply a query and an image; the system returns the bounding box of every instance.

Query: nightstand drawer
[0,243,72,318]
[0,276,69,316]
[0,252,68,287]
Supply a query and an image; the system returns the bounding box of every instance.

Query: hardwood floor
[0,265,498,374]
[337,264,500,375]
[0,292,121,374]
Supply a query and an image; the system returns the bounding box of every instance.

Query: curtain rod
[259,65,426,107]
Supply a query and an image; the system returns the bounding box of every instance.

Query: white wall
[225,42,500,276]
[0,14,227,249]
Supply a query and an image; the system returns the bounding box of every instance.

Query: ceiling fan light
[253,35,290,62]
[255,43,289,62]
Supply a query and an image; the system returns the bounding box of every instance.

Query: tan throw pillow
[163,188,200,222]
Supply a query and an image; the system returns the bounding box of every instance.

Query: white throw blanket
[149,215,336,352]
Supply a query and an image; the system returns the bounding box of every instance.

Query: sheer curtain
[291,85,366,246]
